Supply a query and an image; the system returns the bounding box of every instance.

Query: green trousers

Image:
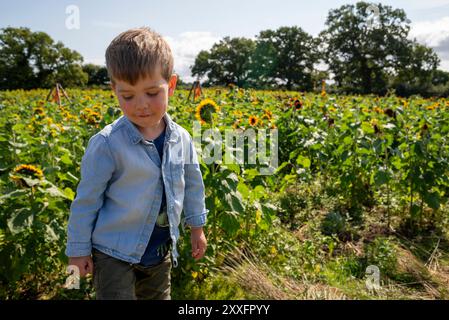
[92,248,171,300]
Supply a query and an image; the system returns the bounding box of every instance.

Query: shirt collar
[124,112,179,145]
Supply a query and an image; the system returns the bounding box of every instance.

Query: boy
[65,27,208,300]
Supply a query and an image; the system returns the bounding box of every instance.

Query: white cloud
[409,16,449,71]
[409,16,449,47]
[164,32,221,83]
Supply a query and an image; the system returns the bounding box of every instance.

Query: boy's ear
[168,74,177,96]
[110,81,116,93]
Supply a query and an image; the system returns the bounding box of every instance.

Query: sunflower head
[232,119,241,130]
[81,107,102,125]
[10,164,44,188]
[374,106,383,114]
[383,108,396,119]
[294,99,302,110]
[264,109,273,119]
[421,123,429,132]
[248,115,259,127]
[33,106,45,117]
[13,164,44,179]
[195,99,220,125]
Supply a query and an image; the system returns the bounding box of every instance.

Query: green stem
[211,164,217,247]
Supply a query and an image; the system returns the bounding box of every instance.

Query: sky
[1,0,449,82]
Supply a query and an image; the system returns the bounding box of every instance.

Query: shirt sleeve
[65,133,115,257]
[182,134,208,229]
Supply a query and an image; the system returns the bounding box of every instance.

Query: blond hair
[105,27,174,85]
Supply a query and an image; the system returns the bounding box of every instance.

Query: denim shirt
[65,112,208,268]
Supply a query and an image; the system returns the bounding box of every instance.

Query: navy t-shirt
[139,129,172,267]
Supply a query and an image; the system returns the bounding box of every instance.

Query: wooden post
[186,80,202,103]
[46,83,71,106]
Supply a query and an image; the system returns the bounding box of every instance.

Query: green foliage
[191,37,256,88]
[277,186,308,230]
[319,1,440,95]
[363,237,398,278]
[82,64,109,87]
[0,87,448,299]
[321,211,347,237]
[0,27,87,89]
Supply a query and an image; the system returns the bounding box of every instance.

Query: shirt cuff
[65,242,92,257]
[183,210,208,228]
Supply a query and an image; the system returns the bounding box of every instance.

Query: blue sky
[1,0,449,81]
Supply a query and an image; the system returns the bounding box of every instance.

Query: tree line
[191,2,449,97]
[1,2,449,96]
[0,26,110,90]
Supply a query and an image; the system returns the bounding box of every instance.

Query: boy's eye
[147,92,158,97]
[123,96,133,101]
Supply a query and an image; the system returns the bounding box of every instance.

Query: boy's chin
[132,114,164,127]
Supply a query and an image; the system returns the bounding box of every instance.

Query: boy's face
[111,67,177,130]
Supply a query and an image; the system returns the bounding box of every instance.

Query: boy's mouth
[137,114,151,118]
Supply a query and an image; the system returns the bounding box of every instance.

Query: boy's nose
[136,96,150,111]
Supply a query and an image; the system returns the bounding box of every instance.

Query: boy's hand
[68,256,94,278]
[190,227,207,260]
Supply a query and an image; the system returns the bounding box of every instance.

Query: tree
[393,42,440,96]
[191,37,256,87]
[431,69,449,86]
[250,26,318,90]
[0,27,87,89]
[83,64,109,86]
[320,1,439,95]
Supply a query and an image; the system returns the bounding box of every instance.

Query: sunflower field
[1,86,449,299]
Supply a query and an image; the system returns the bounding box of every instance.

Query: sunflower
[81,107,102,125]
[263,109,273,119]
[232,119,241,129]
[233,110,243,118]
[374,106,383,114]
[195,99,220,125]
[13,164,44,179]
[10,164,44,187]
[383,108,396,119]
[248,115,259,127]
[421,123,429,132]
[33,106,45,116]
[87,111,101,125]
[293,99,302,110]
[370,119,381,134]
